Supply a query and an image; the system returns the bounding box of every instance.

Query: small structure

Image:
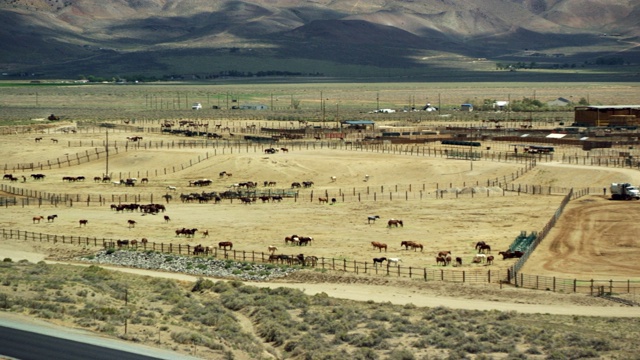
[460,103,473,112]
[547,97,571,107]
[240,104,268,110]
[340,120,375,130]
[493,101,509,110]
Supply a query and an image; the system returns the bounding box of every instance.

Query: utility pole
[105,130,109,177]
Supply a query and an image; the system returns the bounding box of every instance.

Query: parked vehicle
[610,182,640,200]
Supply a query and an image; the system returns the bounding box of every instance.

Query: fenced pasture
[3,82,640,296]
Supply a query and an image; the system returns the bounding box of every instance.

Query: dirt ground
[3,122,640,317]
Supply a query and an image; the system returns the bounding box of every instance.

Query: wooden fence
[3,227,639,294]
[1,228,504,285]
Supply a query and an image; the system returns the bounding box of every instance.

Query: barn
[573,105,640,127]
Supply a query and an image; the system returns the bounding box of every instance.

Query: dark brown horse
[218,241,233,250]
[79,219,88,227]
[478,244,491,253]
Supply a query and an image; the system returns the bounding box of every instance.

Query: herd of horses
[284,235,314,246]
[369,239,523,268]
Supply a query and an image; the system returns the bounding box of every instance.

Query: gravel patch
[81,249,299,281]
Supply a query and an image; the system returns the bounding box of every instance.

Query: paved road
[0,313,201,360]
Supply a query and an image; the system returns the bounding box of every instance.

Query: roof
[575,105,640,110]
[341,120,375,125]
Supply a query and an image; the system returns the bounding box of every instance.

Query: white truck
[610,183,640,200]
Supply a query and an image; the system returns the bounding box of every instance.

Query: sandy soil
[3,125,640,319]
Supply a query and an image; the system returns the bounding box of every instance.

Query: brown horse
[318,197,329,203]
[127,219,137,228]
[478,244,491,253]
[371,241,387,252]
[32,216,44,224]
[411,242,424,252]
[401,241,415,250]
[218,241,233,250]
[388,219,403,227]
[79,219,88,227]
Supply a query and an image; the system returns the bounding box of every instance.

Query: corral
[2,118,640,296]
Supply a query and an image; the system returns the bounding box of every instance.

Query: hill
[0,0,639,79]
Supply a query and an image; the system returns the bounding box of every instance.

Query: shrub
[192,278,215,292]
[3,258,12,262]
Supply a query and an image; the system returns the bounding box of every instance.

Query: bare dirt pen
[3,124,640,284]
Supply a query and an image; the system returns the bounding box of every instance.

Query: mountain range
[1,0,639,80]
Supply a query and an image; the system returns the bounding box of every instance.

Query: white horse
[364,174,370,182]
[330,176,337,182]
[112,181,121,186]
[473,254,486,263]
[387,258,402,266]
[166,185,177,191]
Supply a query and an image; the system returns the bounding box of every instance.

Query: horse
[486,255,494,265]
[79,219,88,227]
[32,216,44,224]
[140,238,148,246]
[411,242,424,252]
[127,220,137,228]
[164,215,171,223]
[305,256,318,267]
[455,257,462,267]
[436,256,447,266]
[193,244,206,255]
[388,219,403,227]
[478,244,491,253]
[445,255,452,265]
[401,241,415,250]
[387,258,402,266]
[35,137,42,142]
[268,245,278,253]
[202,230,209,238]
[330,176,336,182]
[473,254,486,263]
[47,215,57,222]
[474,241,486,251]
[318,197,329,203]
[367,215,380,224]
[285,236,300,245]
[166,185,177,191]
[116,239,129,247]
[373,257,387,267]
[141,178,149,184]
[499,250,524,259]
[280,148,289,153]
[438,251,451,257]
[298,236,313,246]
[218,241,233,250]
[371,241,387,252]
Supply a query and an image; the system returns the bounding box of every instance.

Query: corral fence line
[3,227,638,294]
[1,181,587,209]
[0,228,504,286]
[501,188,640,296]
